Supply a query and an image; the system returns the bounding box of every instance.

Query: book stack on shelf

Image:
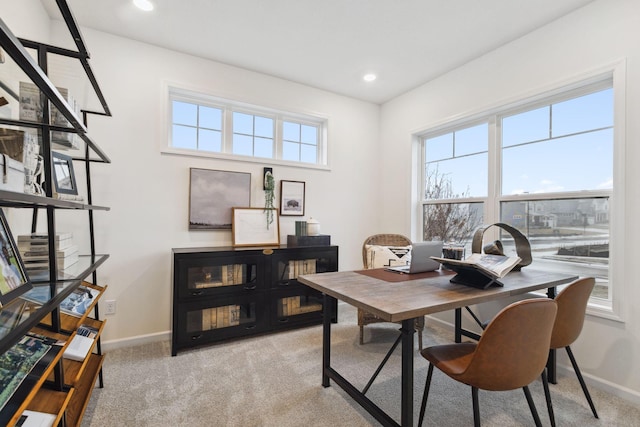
[17,232,78,273]
[287,259,317,279]
[194,264,244,288]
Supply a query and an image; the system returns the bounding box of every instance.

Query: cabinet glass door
[272,248,337,288]
[186,302,257,333]
[271,287,326,328]
[177,254,262,298]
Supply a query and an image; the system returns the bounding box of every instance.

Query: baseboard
[101,330,170,351]
[425,315,640,406]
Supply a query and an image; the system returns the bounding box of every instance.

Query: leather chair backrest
[462,298,557,391]
[550,277,595,350]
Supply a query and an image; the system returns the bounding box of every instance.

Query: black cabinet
[172,245,338,355]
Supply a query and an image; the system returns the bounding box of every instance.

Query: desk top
[298,268,577,323]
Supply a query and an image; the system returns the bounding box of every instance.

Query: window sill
[161,147,331,171]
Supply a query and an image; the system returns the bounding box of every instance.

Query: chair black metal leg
[523,385,543,427]
[541,369,556,427]
[471,386,481,427]
[566,345,599,418]
[418,363,434,427]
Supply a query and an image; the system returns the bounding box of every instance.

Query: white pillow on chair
[365,244,412,269]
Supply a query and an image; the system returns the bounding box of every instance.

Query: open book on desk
[431,253,522,289]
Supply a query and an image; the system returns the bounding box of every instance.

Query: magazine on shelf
[0,336,55,416]
[21,285,98,317]
[431,253,521,279]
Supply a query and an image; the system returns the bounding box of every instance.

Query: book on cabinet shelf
[287,259,317,279]
[279,296,321,316]
[194,264,244,289]
[201,305,241,331]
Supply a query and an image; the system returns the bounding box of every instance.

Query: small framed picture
[280,180,305,216]
[51,151,78,195]
[0,209,32,307]
[232,207,280,247]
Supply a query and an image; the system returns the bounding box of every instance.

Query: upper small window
[168,87,327,166]
[172,101,223,152]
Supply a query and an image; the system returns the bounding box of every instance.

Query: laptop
[386,241,443,274]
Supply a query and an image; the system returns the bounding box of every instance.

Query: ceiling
[45,0,596,104]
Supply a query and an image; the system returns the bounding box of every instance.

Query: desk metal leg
[400,319,414,427]
[322,293,334,388]
[455,308,462,343]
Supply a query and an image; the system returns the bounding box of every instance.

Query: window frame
[416,64,626,322]
[165,86,329,169]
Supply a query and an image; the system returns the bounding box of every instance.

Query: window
[421,78,616,308]
[168,87,326,166]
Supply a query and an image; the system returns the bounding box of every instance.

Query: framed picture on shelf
[0,209,32,307]
[189,168,251,230]
[280,180,305,216]
[51,151,78,195]
[232,207,280,247]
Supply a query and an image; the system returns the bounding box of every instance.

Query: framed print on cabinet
[280,180,305,216]
[189,168,251,230]
[0,209,32,307]
[232,207,280,247]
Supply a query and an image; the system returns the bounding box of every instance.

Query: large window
[168,87,327,166]
[421,78,615,306]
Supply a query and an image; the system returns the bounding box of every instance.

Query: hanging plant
[264,170,275,228]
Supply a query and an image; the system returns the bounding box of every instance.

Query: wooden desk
[298,268,577,427]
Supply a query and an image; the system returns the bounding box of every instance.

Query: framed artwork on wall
[189,168,251,230]
[51,151,78,195]
[232,207,280,247]
[280,180,305,216]
[0,209,32,307]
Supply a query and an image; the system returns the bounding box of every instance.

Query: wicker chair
[359,234,425,349]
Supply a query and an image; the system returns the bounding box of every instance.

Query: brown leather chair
[418,298,558,427]
[542,277,598,425]
[359,234,425,349]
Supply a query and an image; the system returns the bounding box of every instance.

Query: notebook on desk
[386,241,443,274]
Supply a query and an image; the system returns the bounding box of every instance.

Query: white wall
[380,0,640,401]
[69,29,382,344]
[3,3,382,344]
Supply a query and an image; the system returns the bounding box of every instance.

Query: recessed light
[133,0,154,11]
[363,74,377,82]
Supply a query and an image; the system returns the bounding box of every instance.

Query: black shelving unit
[0,1,112,425]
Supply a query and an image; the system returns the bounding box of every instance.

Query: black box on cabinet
[286,235,331,247]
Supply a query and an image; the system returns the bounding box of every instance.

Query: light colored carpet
[81,302,639,426]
